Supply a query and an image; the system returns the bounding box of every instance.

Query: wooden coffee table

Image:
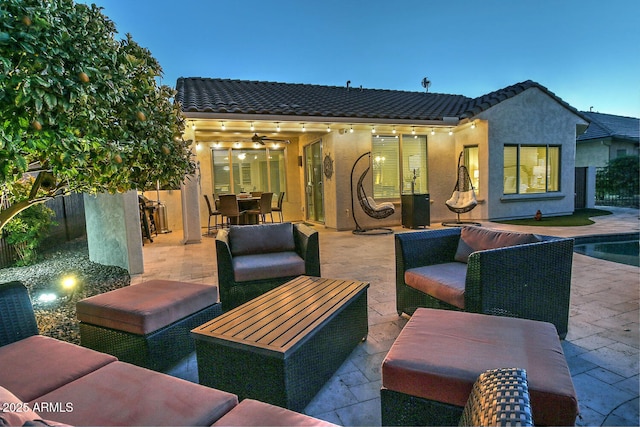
[191,275,369,412]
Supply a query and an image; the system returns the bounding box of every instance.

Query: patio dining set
[0,221,579,426]
[204,192,286,233]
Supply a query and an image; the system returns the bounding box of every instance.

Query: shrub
[3,181,56,266]
[596,156,639,196]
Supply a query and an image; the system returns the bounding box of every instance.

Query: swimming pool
[573,233,639,267]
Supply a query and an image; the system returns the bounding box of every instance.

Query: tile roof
[176,77,587,123]
[577,111,639,142]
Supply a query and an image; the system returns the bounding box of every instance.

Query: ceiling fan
[251,133,290,145]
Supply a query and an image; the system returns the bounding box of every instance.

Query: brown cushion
[76,280,218,335]
[229,223,295,256]
[212,399,339,426]
[381,308,578,427]
[405,263,467,309]
[0,335,116,402]
[30,361,238,427]
[232,252,306,282]
[454,227,540,263]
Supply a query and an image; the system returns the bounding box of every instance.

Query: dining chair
[247,192,274,223]
[203,194,221,234]
[272,192,285,222]
[218,194,247,227]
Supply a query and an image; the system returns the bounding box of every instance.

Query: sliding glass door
[303,140,324,223]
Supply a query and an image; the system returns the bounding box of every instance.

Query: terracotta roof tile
[176,77,587,123]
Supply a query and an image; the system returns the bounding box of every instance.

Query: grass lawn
[495,208,612,226]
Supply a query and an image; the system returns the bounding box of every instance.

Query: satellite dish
[421,77,431,92]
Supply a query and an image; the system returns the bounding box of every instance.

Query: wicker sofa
[0,281,336,427]
[215,222,320,310]
[395,226,574,338]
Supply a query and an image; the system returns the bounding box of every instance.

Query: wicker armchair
[215,222,320,310]
[395,227,574,338]
[0,281,39,347]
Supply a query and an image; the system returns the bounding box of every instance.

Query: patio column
[84,190,144,275]
[180,174,201,244]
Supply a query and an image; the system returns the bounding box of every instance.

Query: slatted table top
[191,276,369,358]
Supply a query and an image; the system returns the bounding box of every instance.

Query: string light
[411,126,416,135]
[326,125,331,133]
[220,121,225,131]
[250,122,255,131]
[430,128,435,135]
[276,123,281,132]
[301,123,306,132]
[371,126,376,133]
[392,126,396,134]
[448,128,453,135]
[350,125,354,133]
[471,121,476,129]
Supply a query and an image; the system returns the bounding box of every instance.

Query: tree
[0,0,195,231]
[596,156,639,197]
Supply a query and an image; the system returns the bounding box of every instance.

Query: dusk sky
[85,0,639,118]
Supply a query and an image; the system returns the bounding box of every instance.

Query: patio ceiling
[189,119,440,145]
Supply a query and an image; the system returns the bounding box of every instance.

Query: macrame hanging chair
[442,151,481,227]
[350,152,395,235]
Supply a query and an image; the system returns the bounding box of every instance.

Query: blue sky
[86,0,640,118]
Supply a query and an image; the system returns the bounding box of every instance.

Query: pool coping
[572,231,640,245]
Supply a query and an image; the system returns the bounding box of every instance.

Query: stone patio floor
[132,206,639,426]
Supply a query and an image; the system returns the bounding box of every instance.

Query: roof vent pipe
[346,80,351,91]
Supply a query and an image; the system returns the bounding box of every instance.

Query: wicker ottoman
[212,399,338,426]
[77,280,221,371]
[381,308,578,426]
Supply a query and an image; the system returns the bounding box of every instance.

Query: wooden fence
[0,193,86,268]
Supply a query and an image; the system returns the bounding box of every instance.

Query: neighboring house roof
[176,78,588,123]
[577,111,639,143]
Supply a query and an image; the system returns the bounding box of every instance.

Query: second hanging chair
[442,151,480,226]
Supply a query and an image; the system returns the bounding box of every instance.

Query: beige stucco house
[575,111,639,168]
[154,78,589,234]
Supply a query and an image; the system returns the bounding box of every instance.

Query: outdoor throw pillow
[454,226,540,263]
[229,222,295,255]
[0,386,44,426]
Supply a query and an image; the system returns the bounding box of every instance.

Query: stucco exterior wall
[327,130,402,231]
[576,139,612,168]
[84,191,144,274]
[476,87,587,220]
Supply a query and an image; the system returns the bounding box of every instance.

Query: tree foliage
[596,155,639,196]
[3,178,56,265]
[0,0,195,230]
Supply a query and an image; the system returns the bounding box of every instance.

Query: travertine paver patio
[132,206,639,426]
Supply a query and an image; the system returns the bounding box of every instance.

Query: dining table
[222,194,261,225]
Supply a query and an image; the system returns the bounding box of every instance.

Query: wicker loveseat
[0,281,337,427]
[215,222,320,310]
[395,226,574,338]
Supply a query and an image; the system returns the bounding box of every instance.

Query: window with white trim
[503,145,560,194]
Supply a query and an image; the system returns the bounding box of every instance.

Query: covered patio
[133,207,639,426]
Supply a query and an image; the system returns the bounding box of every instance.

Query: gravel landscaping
[0,238,130,344]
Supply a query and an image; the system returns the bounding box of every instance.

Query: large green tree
[0,0,194,231]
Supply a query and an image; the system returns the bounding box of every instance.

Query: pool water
[574,235,639,267]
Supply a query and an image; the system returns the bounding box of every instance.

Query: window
[404,135,428,195]
[503,145,560,194]
[463,146,479,193]
[371,134,428,198]
[212,147,285,195]
[372,135,400,198]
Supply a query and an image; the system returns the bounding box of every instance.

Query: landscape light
[61,275,77,291]
[38,293,57,303]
